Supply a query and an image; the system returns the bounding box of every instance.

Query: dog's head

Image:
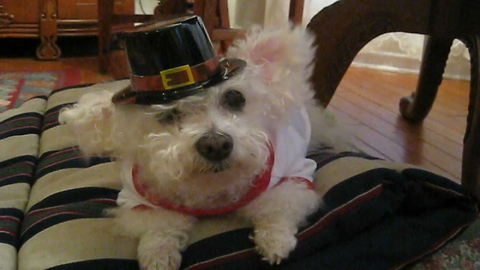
[60,25,315,188]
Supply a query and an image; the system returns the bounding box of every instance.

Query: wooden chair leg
[98,0,114,74]
[289,0,305,25]
[193,0,226,53]
[399,36,453,122]
[306,0,432,106]
[217,0,231,53]
[462,35,480,200]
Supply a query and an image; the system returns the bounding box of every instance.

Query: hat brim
[112,58,246,105]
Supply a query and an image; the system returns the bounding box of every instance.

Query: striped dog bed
[1,81,478,270]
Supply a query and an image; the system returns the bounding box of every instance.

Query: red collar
[132,143,275,216]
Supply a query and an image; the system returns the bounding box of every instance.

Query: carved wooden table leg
[399,36,453,122]
[37,0,61,60]
[462,36,480,200]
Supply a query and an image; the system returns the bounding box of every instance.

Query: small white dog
[60,17,348,270]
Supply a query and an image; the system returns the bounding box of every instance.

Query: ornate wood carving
[37,0,61,60]
[0,3,14,27]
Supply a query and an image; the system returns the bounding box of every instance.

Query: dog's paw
[252,225,297,265]
[138,250,180,270]
[138,245,181,270]
[138,231,182,270]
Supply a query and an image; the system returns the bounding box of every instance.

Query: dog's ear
[59,90,115,156]
[226,25,316,111]
[227,25,315,85]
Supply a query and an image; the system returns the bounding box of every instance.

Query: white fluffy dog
[60,24,349,270]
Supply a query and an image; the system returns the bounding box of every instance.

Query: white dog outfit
[117,105,317,216]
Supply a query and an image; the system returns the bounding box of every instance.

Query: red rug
[0,69,81,112]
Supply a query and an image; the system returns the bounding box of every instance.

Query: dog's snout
[195,132,233,161]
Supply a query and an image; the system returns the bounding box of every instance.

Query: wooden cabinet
[0,0,134,59]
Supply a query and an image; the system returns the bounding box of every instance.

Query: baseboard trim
[352,51,470,81]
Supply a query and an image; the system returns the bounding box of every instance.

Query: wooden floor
[332,67,469,182]
[0,53,469,182]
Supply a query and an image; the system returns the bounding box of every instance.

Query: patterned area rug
[0,70,81,112]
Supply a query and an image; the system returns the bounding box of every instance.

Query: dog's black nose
[195,131,233,161]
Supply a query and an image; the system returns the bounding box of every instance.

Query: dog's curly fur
[59,25,350,270]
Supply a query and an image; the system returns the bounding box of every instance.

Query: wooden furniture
[98,0,304,73]
[306,0,480,200]
[0,0,134,60]
[98,0,161,73]
[193,0,305,53]
[193,0,237,54]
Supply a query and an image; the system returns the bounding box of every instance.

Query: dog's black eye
[221,89,245,112]
[156,109,182,124]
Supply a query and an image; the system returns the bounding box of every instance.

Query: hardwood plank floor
[331,67,469,182]
[0,53,469,182]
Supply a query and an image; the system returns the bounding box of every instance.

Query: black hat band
[131,56,221,92]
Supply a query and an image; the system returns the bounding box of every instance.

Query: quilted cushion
[11,81,479,270]
[0,96,47,270]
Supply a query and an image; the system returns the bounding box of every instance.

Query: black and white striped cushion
[0,96,47,270]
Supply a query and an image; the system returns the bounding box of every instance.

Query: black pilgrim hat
[112,15,246,105]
